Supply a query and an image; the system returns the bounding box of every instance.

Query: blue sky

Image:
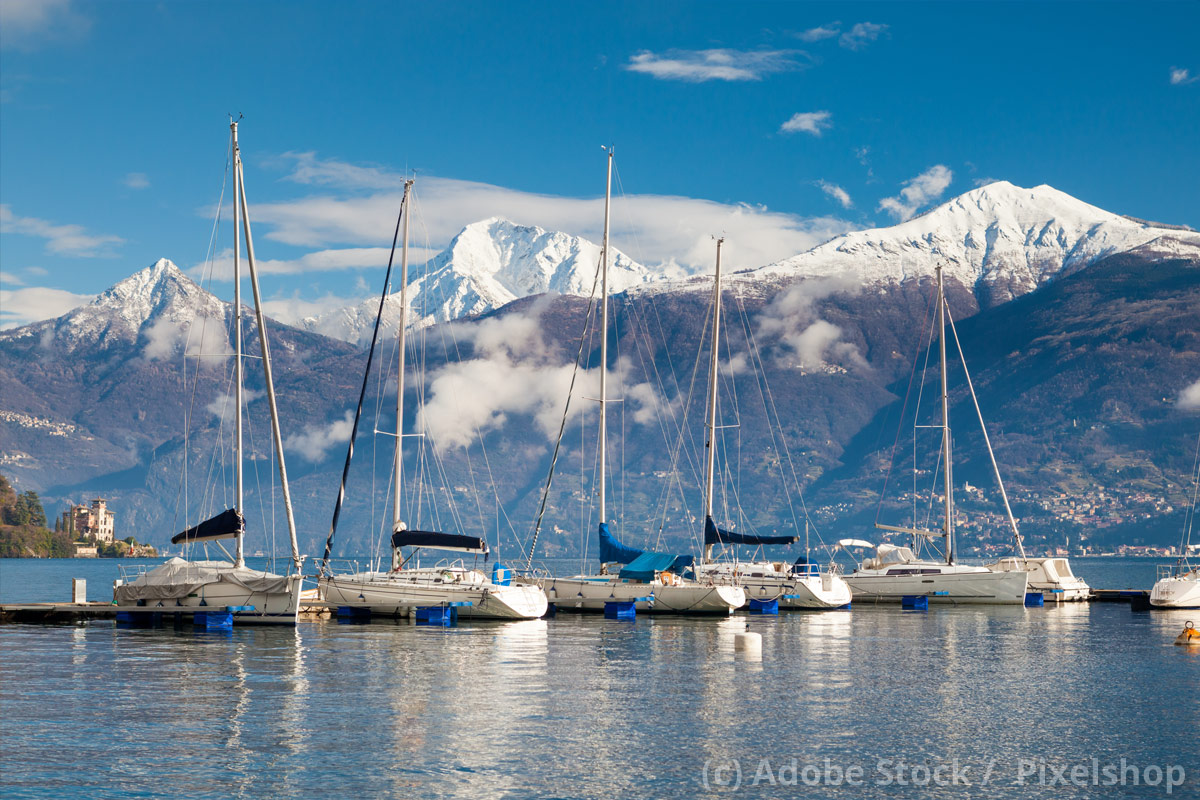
[1,0,1197,328]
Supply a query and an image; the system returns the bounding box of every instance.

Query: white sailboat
[317,179,547,621]
[842,264,1028,605]
[691,239,851,609]
[524,151,744,615]
[1151,434,1200,609]
[113,121,304,624]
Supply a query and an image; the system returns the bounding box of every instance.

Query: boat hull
[532,576,745,615]
[113,573,304,625]
[1150,576,1200,609]
[844,568,1028,605]
[987,557,1090,602]
[320,572,548,620]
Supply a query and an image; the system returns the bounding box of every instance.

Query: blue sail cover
[619,552,680,581]
[598,522,694,576]
[704,516,797,547]
[598,522,644,564]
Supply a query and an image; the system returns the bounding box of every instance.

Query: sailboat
[522,150,745,615]
[112,121,305,624]
[690,239,852,610]
[317,179,548,620]
[1151,434,1200,608]
[842,264,1028,605]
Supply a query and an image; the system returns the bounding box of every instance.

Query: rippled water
[2,559,1198,798]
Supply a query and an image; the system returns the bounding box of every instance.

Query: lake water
[2,557,1197,799]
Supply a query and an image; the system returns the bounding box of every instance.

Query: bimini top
[704,516,797,547]
[391,530,489,556]
[171,508,243,545]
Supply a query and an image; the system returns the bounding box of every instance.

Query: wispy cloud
[758,275,867,370]
[878,165,954,222]
[0,205,123,257]
[780,110,833,136]
[253,153,856,275]
[1178,378,1200,410]
[0,270,23,287]
[855,146,875,181]
[625,48,809,82]
[123,172,150,190]
[0,286,94,329]
[796,24,840,43]
[285,411,354,462]
[817,181,853,208]
[1170,67,1199,86]
[187,246,438,282]
[0,0,90,52]
[839,22,888,51]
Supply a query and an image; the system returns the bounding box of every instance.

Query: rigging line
[523,248,605,571]
[874,285,937,529]
[319,194,408,576]
[1183,433,1200,557]
[945,303,1024,555]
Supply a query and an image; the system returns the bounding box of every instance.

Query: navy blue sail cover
[392,530,489,556]
[704,515,797,547]
[171,508,243,544]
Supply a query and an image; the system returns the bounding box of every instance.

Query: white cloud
[188,246,435,283]
[206,388,263,426]
[839,22,888,51]
[255,154,856,275]
[285,411,354,462]
[0,286,94,329]
[1170,67,1199,86]
[25,266,48,277]
[797,24,840,43]
[259,292,367,326]
[0,205,123,257]
[624,49,808,82]
[123,172,150,189]
[141,316,232,363]
[780,110,833,136]
[758,275,867,370]
[1178,378,1200,410]
[417,305,663,449]
[817,181,853,208]
[0,270,23,286]
[877,165,954,222]
[0,0,89,52]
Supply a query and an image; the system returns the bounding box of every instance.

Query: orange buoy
[1175,621,1200,646]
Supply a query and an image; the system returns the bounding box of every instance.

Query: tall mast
[231,120,245,568]
[937,264,954,565]
[702,238,724,562]
[598,149,612,525]
[392,179,414,569]
[235,141,301,572]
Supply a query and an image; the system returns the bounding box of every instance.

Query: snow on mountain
[300,217,655,345]
[741,181,1200,304]
[2,258,230,355]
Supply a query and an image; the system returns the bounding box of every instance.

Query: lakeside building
[61,499,115,543]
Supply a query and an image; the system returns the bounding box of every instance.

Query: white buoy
[734,630,762,659]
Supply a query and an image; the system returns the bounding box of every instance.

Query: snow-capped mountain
[2,258,229,355]
[300,217,655,345]
[741,181,1200,305]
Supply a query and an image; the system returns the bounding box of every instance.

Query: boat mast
[392,179,414,570]
[233,129,302,573]
[231,120,245,569]
[598,149,612,526]
[937,264,954,565]
[702,238,725,562]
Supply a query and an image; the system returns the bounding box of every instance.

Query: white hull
[320,569,548,620]
[696,563,852,609]
[1150,575,1200,608]
[844,567,1028,605]
[113,572,304,625]
[531,575,745,615]
[988,557,1091,602]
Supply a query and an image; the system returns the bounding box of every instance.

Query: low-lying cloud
[285,411,354,462]
[758,275,867,370]
[878,165,954,222]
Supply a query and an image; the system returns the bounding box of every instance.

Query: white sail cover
[114,557,290,602]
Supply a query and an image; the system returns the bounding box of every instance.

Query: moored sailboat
[843,265,1027,605]
[316,179,547,620]
[113,121,304,624]
[1151,434,1200,609]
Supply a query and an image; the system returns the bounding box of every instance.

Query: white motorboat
[989,556,1090,602]
[113,121,304,625]
[316,179,547,621]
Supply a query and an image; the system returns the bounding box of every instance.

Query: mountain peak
[753,181,1200,306]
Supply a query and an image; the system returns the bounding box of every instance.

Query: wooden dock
[0,601,330,624]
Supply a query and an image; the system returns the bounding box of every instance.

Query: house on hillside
[61,498,115,543]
